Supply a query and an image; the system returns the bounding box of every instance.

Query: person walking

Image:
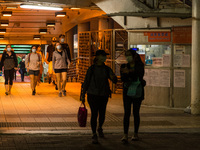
[46,38,57,89]
[80,50,117,144]
[0,45,18,95]
[120,49,145,143]
[19,57,26,82]
[25,45,42,95]
[52,42,69,97]
[36,45,45,85]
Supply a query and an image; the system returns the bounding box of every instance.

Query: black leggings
[87,94,108,134]
[123,89,142,134]
[4,69,15,85]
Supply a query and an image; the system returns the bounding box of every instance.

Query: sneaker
[131,133,139,141]
[5,92,9,95]
[32,91,35,95]
[62,90,66,96]
[97,128,104,138]
[59,92,62,97]
[121,134,128,144]
[55,84,58,90]
[92,133,98,144]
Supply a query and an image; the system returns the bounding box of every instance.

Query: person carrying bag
[80,50,117,144]
[120,49,146,143]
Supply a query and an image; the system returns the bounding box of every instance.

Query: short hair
[59,34,65,38]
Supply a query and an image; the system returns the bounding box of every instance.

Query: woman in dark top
[0,45,18,95]
[80,50,117,144]
[19,57,26,82]
[120,49,145,143]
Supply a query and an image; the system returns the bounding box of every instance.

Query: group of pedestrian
[80,49,146,144]
[0,34,71,97]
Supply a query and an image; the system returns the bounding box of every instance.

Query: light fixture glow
[2,11,12,16]
[6,6,17,9]
[0,29,6,33]
[39,29,47,34]
[71,8,80,10]
[1,22,9,26]
[34,35,41,40]
[20,4,63,11]
[55,12,66,17]
[0,35,4,39]
[46,22,55,27]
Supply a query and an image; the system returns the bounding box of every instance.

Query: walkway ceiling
[0,0,102,41]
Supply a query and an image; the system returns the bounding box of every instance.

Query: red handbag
[78,102,87,127]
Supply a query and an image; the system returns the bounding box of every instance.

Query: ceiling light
[6,6,17,9]
[0,35,4,39]
[46,22,55,27]
[39,29,47,34]
[2,11,12,17]
[20,4,63,11]
[33,35,41,40]
[55,12,66,17]
[71,8,80,10]
[0,29,6,33]
[1,21,9,26]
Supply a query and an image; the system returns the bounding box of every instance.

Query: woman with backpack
[0,45,18,95]
[80,50,117,144]
[25,45,42,95]
[120,49,145,143]
[52,42,69,97]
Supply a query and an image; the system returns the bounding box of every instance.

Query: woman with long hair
[52,42,69,97]
[25,45,42,95]
[120,49,145,143]
[80,50,117,144]
[0,45,18,95]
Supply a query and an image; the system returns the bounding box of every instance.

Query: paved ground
[0,82,200,149]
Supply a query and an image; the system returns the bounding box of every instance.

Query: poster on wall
[174,45,185,54]
[174,54,190,67]
[182,54,190,67]
[163,54,171,67]
[160,70,170,87]
[144,69,170,87]
[174,70,185,87]
[152,57,163,67]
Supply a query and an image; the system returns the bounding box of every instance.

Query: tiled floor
[0,82,200,134]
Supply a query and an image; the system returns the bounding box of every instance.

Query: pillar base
[191,103,200,115]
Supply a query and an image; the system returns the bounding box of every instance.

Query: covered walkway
[0,82,199,134]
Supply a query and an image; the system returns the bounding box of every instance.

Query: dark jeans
[87,94,108,134]
[20,69,25,81]
[123,88,142,134]
[4,69,15,85]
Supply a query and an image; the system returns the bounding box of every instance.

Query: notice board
[172,26,192,44]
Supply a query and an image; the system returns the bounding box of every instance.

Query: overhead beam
[105,12,192,18]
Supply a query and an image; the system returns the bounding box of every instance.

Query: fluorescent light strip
[20,5,63,11]
[1,24,9,26]
[56,14,65,17]
[3,14,12,16]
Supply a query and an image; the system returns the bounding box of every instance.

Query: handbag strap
[80,102,86,108]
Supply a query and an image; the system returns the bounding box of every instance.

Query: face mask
[98,55,107,63]
[23,59,25,61]
[60,38,65,43]
[57,45,61,50]
[126,56,133,63]
[7,48,11,52]
[32,49,36,53]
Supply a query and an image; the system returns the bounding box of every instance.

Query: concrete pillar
[191,0,200,114]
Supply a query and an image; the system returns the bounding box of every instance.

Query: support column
[191,0,200,114]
